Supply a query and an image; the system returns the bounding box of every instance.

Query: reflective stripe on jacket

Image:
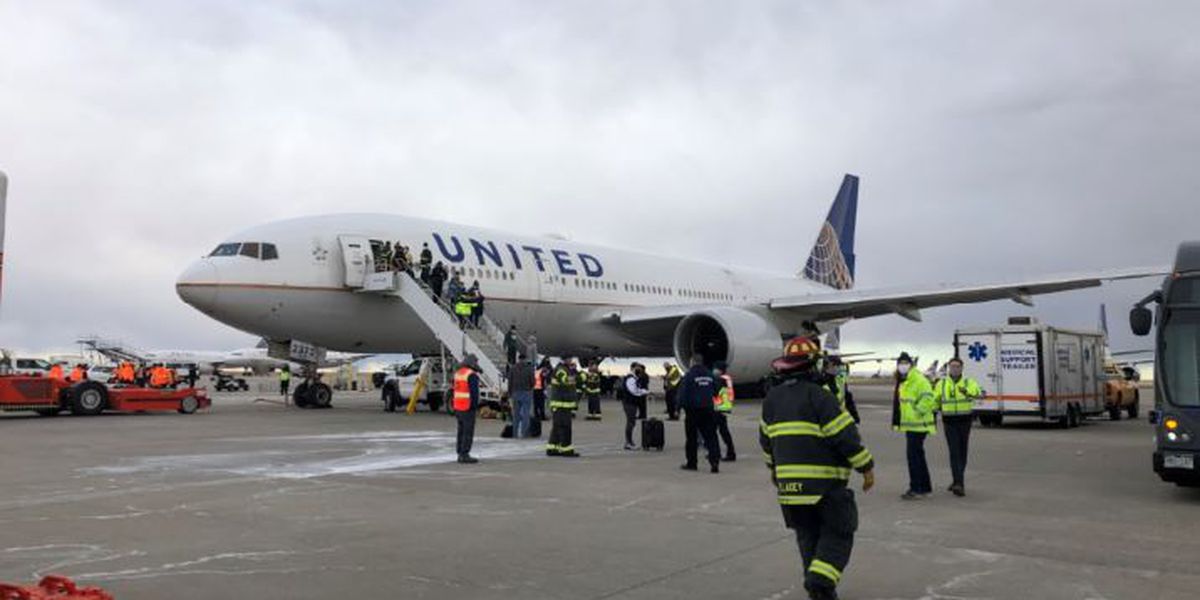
[894,369,937,434]
[934,376,982,417]
[760,374,874,506]
[713,374,734,413]
[548,366,578,410]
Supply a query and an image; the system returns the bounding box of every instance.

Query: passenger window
[262,243,279,260]
[239,243,260,259]
[209,243,240,257]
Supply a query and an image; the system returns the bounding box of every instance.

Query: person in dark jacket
[760,337,875,600]
[453,354,481,464]
[418,243,433,282]
[504,325,519,366]
[508,353,535,438]
[678,355,722,473]
[621,363,650,450]
[429,261,447,299]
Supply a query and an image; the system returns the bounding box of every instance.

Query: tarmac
[1,382,1198,599]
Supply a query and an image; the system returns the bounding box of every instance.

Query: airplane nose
[176,259,220,311]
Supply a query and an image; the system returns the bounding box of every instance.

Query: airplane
[175,174,1164,397]
[77,336,366,375]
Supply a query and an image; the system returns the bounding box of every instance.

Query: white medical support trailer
[954,318,1105,428]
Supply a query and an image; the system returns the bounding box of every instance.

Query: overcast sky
[0,1,1197,362]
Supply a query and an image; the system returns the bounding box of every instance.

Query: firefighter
[891,352,937,500]
[453,355,481,464]
[582,362,603,420]
[546,357,580,457]
[662,361,683,420]
[48,363,65,380]
[712,361,736,462]
[116,362,135,384]
[68,364,87,383]
[934,357,983,496]
[760,336,875,600]
[822,356,860,424]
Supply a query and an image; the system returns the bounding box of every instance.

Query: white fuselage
[176,214,830,359]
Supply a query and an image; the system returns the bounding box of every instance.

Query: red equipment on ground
[0,374,210,416]
[0,575,114,600]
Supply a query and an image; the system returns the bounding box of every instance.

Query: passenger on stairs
[504,325,519,366]
[429,262,447,299]
[419,243,433,282]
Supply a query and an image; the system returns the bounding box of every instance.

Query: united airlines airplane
[175,175,1160,384]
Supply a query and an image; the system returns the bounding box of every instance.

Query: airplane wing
[766,266,1167,322]
[609,266,1167,330]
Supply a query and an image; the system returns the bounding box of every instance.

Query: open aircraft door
[338,235,373,288]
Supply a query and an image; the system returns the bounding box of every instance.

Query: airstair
[357,270,515,393]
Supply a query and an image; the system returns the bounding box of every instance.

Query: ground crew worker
[934,357,983,497]
[760,336,875,600]
[48,363,64,380]
[582,362,603,420]
[891,352,937,500]
[712,361,736,462]
[533,358,550,421]
[662,361,683,420]
[822,357,860,424]
[678,355,721,473]
[117,362,136,384]
[453,355,481,464]
[454,293,473,329]
[279,366,291,397]
[68,364,87,383]
[149,364,172,388]
[621,363,649,450]
[546,357,580,457]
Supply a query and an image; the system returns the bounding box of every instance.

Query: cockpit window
[240,242,260,259]
[211,242,279,260]
[210,243,240,257]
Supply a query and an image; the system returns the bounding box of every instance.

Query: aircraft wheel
[293,382,311,408]
[178,395,200,415]
[311,383,333,409]
[70,382,108,416]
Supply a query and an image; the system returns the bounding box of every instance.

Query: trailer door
[958,331,1002,412]
[1050,331,1080,420]
[1080,335,1104,414]
[999,331,1041,414]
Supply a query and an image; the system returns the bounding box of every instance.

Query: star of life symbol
[968,342,988,362]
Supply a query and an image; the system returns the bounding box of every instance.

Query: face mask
[898,364,911,375]
[949,367,963,379]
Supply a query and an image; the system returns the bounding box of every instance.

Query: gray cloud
[0,1,1196,357]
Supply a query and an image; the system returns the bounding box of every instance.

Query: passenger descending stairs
[357,271,510,394]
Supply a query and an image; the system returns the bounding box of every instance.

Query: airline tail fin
[801,174,858,290]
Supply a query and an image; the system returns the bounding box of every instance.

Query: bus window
[210,243,240,257]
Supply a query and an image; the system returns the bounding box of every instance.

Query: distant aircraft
[176,174,1164,389]
[77,337,366,374]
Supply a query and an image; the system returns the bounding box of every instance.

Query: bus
[1131,241,1200,487]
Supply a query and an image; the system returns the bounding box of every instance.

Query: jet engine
[672,307,785,382]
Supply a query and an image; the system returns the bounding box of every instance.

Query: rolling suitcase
[642,418,665,451]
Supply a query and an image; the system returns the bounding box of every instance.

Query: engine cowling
[672,306,784,382]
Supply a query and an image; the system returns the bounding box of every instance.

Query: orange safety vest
[120,363,135,382]
[69,366,85,382]
[48,364,64,379]
[534,369,545,390]
[453,367,474,412]
[150,367,171,387]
